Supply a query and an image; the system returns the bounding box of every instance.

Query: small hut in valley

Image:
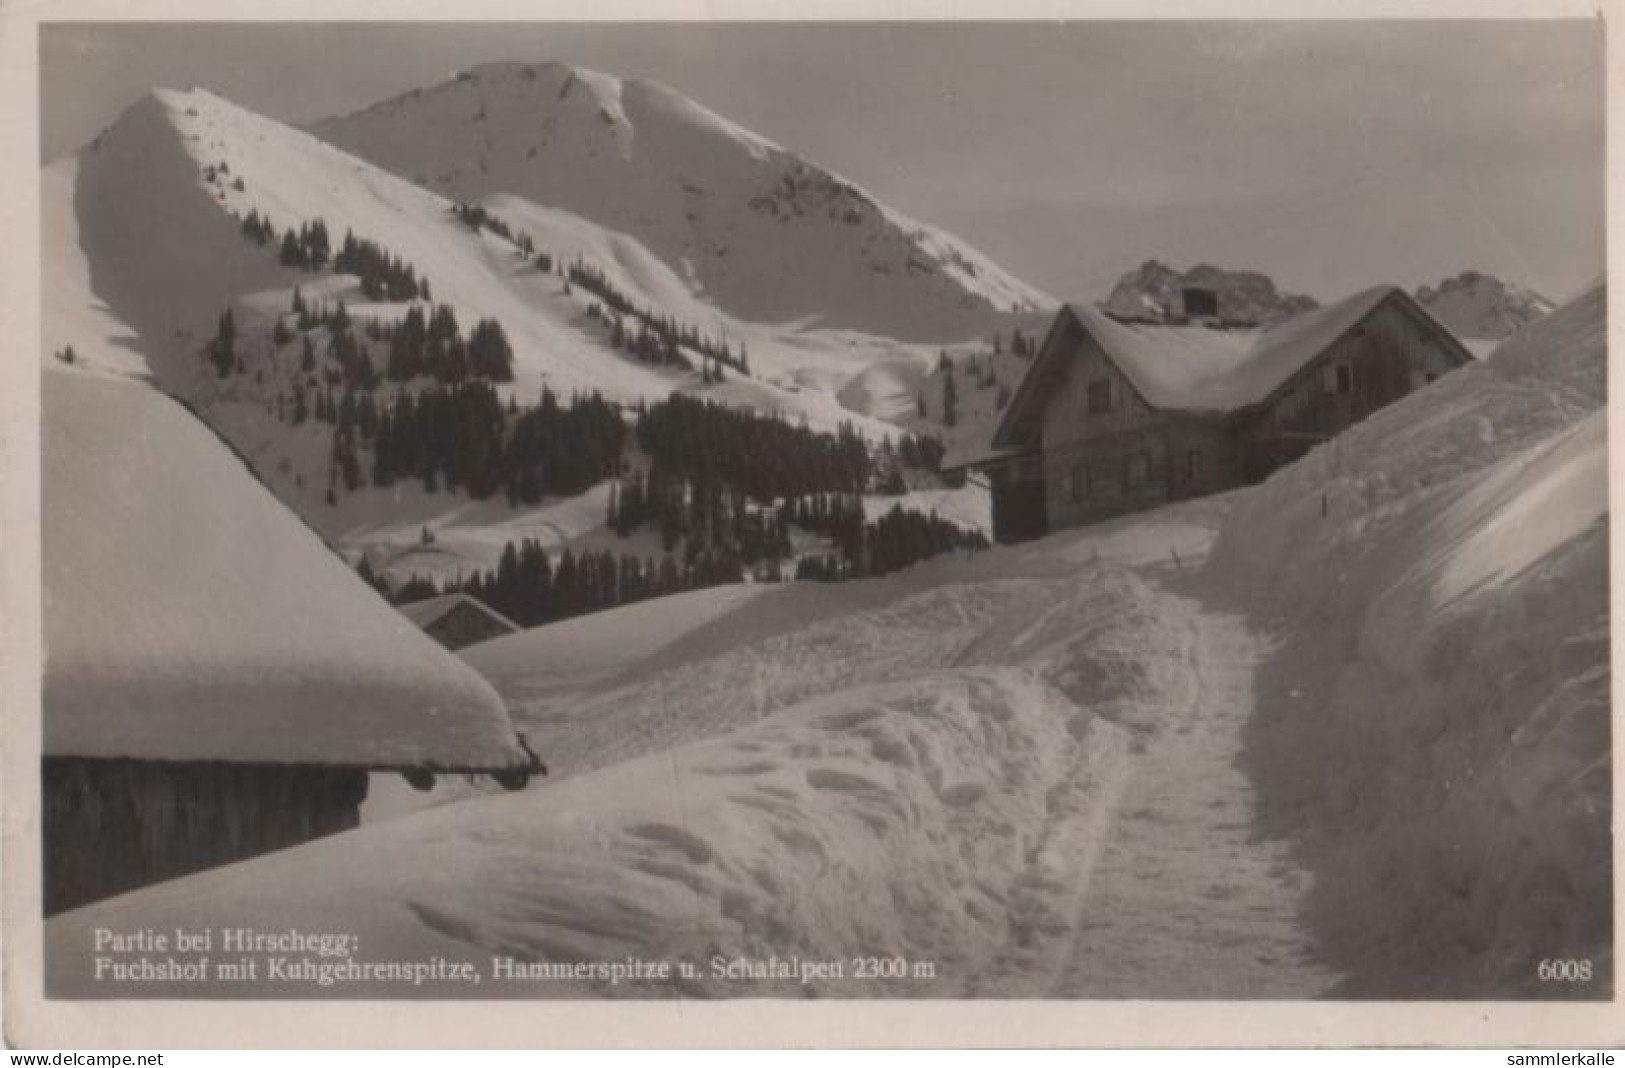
[397,592,521,651]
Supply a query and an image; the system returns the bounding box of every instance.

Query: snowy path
[1050,592,1340,997]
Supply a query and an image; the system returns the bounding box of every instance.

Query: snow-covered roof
[1075,285,1398,413]
[397,592,521,635]
[42,368,535,773]
[992,285,1471,451]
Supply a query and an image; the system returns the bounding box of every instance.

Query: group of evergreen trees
[239,209,278,248]
[571,260,750,376]
[792,502,987,582]
[238,210,431,305]
[634,394,870,503]
[609,465,798,559]
[454,202,552,271]
[442,494,981,626]
[367,384,624,502]
[444,538,750,628]
[373,303,515,385]
[497,389,627,504]
[895,432,945,474]
[278,219,333,270]
[333,231,429,302]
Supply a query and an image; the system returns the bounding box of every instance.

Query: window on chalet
[1335,364,1353,394]
[1186,449,1202,484]
[1086,379,1112,415]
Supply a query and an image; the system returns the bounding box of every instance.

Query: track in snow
[1049,591,1340,997]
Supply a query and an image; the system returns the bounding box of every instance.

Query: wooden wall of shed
[43,758,367,915]
[425,602,516,651]
[1239,298,1467,482]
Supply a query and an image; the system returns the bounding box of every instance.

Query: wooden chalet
[962,285,1475,542]
[42,369,542,915]
[397,593,522,651]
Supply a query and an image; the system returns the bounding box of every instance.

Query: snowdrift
[48,668,1126,997]
[1209,281,1609,996]
[48,541,1216,997]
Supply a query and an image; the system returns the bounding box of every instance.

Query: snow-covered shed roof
[992,285,1471,451]
[397,592,521,635]
[42,367,535,773]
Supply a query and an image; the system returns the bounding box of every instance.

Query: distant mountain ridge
[1414,270,1554,340]
[1101,260,1319,326]
[311,61,1052,341]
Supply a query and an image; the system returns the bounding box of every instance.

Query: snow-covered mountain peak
[311,62,1052,340]
[1414,270,1555,341]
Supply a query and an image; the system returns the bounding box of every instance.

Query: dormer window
[1181,287,1219,319]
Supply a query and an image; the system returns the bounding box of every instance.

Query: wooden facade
[421,599,518,651]
[43,758,366,915]
[1235,297,1468,482]
[399,594,521,651]
[976,288,1474,539]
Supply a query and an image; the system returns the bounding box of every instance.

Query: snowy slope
[63,86,676,403]
[312,61,1053,341]
[43,365,531,772]
[1416,270,1555,342]
[1210,280,1609,995]
[48,83,987,588]
[473,192,951,429]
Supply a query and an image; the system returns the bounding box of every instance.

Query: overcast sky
[41,21,1604,304]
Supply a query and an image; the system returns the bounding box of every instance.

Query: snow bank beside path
[494,562,1194,781]
[48,669,1126,998]
[463,584,771,695]
[1210,281,1609,996]
[49,534,1219,997]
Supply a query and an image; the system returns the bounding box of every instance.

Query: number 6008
[1537,959,1593,982]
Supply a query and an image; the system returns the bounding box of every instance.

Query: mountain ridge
[311,60,1053,341]
[1414,269,1554,340]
